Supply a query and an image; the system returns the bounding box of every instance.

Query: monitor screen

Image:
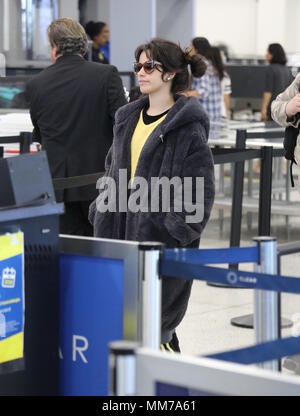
[0,77,30,109]
[226,64,267,99]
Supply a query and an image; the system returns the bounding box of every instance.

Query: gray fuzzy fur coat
[89,95,215,343]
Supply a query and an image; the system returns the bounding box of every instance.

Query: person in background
[85,21,110,64]
[89,38,215,353]
[211,46,232,119]
[26,18,127,236]
[189,37,223,122]
[216,43,230,64]
[271,73,300,189]
[261,43,293,121]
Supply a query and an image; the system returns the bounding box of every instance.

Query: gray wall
[2,0,24,63]
[0,1,4,75]
[59,0,79,20]
[84,0,110,25]
[0,0,196,70]
[110,0,196,72]
[0,0,3,53]
[110,0,156,72]
[157,0,195,49]
[97,0,110,23]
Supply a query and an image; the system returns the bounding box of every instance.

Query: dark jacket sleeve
[107,66,128,122]
[88,144,113,226]
[25,79,42,143]
[164,139,215,247]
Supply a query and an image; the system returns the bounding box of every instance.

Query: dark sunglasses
[133,60,162,74]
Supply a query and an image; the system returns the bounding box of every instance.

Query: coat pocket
[135,212,178,247]
[164,212,200,247]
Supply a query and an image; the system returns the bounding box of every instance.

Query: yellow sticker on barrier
[0,233,23,262]
[0,232,24,365]
[0,332,23,364]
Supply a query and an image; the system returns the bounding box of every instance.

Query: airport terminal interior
[2,0,300,398]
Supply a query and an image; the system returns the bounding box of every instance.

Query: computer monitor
[0,76,30,109]
[226,64,268,99]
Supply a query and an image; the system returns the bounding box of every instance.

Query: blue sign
[59,254,124,396]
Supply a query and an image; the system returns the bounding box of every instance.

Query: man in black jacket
[26,18,127,236]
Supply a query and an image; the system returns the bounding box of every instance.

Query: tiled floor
[177,199,300,375]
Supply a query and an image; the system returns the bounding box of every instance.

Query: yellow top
[131,110,167,179]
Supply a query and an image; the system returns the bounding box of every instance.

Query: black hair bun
[185,52,206,78]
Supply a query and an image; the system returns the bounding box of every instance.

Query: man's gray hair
[48,18,88,56]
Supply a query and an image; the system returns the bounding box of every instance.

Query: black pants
[161,332,181,353]
[60,201,94,237]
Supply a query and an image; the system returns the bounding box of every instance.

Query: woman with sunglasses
[89,38,215,353]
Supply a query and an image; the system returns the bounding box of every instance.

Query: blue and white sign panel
[59,254,124,396]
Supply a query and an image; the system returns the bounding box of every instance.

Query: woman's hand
[286,94,300,118]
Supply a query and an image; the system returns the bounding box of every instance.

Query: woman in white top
[211,46,232,119]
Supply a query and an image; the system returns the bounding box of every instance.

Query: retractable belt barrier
[50,148,283,192]
[212,148,262,164]
[0,136,22,144]
[211,147,284,165]
[207,335,300,365]
[52,171,104,190]
[162,246,300,295]
[151,241,300,371]
[164,246,259,265]
[51,147,272,191]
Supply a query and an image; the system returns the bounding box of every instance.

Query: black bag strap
[290,156,298,188]
[290,160,295,188]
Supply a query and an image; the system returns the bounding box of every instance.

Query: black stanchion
[229,129,247,269]
[209,128,292,332]
[19,132,32,154]
[0,133,32,156]
[259,146,273,236]
[231,146,292,331]
[211,129,285,271]
[208,130,247,288]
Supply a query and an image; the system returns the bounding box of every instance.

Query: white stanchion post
[109,341,138,396]
[253,237,279,371]
[139,242,163,350]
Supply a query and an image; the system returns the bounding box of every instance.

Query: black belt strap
[53,172,105,190]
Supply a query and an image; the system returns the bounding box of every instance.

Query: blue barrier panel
[161,261,300,294]
[208,335,300,365]
[164,246,259,265]
[59,254,124,396]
